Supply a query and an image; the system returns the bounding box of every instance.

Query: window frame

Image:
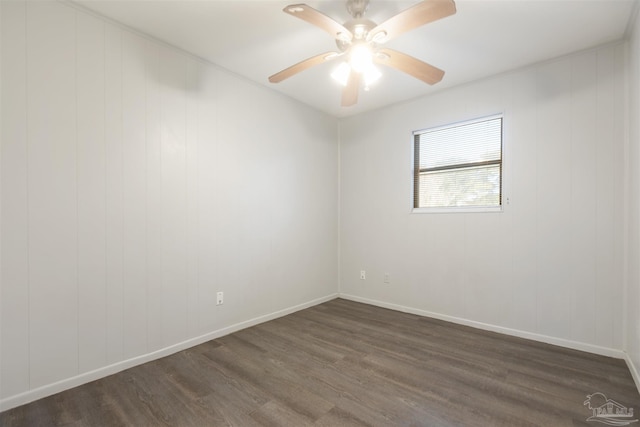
[411,114,505,214]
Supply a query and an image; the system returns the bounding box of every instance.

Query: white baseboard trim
[339,293,626,359]
[624,352,640,394]
[0,293,339,413]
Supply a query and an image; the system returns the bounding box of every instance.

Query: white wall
[627,7,640,388]
[340,43,627,356]
[0,0,339,409]
[0,0,636,413]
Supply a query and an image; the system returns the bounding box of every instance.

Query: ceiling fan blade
[367,0,456,44]
[341,70,360,107]
[375,48,445,85]
[269,52,340,83]
[283,4,353,42]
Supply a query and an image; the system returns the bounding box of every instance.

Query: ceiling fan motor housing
[336,18,376,51]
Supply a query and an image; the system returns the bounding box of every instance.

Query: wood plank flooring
[1,298,638,426]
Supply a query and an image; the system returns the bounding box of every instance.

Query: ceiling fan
[268,0,457,107]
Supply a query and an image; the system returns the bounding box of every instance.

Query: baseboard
[624,352,640,394]
[339,293,626,359]
[0,293,339,413]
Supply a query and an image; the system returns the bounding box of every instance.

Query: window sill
[411,206,503,214]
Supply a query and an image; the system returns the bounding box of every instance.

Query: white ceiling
[72,0,638,118]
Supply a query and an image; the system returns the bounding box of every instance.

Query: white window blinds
[414,116,503,209]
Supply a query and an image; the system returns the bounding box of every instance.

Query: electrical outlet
[360,270,366,280]
[384,273,390,284]
[216,291,224,305]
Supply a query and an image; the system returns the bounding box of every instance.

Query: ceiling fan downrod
[346,0,369,19]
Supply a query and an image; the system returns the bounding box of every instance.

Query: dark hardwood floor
[1,298,638,426]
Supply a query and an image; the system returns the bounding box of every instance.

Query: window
[413,115,503,211]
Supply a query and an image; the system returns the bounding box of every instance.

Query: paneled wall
[1,0,636,412]
[339,43,626,355]
[627,8,640,386]
[0,0,339,408]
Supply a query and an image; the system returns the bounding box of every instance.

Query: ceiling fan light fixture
[331,62,351,87]
[350,44,373,73]
[363,65,381,87]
